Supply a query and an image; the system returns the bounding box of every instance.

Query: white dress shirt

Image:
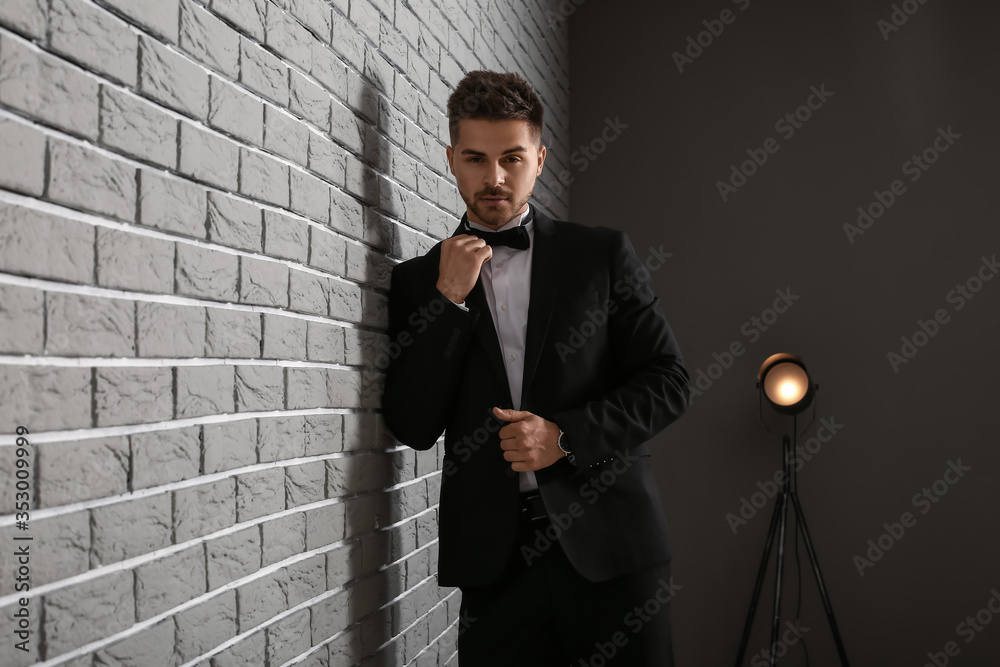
[453,208,539,492]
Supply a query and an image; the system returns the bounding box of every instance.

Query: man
[381,70,689,665]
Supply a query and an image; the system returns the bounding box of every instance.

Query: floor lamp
[733,353,850,666]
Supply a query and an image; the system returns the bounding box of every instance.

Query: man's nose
[484,163,505,187]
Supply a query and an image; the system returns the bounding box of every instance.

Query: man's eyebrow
[459,146,530,156]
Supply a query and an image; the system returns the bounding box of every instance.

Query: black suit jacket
[381,203,690,586]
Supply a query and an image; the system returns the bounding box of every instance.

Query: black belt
[519,492,548,522]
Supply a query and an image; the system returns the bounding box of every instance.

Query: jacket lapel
[521,205,560,402]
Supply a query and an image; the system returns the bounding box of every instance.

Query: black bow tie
[463,221,531,250]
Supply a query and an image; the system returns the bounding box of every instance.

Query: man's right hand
[436,234,492,304]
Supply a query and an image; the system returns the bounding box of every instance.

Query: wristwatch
[556,429,575,465]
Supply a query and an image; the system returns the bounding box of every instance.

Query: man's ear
[536,144,547,176]
[446,145,454,174]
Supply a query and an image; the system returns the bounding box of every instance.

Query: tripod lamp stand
[734,353,850,667]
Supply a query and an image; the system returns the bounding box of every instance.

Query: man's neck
[467,205,530,232]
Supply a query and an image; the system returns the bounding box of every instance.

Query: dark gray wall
[568,1,1000,664]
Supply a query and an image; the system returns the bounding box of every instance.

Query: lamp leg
[789,493,851,666]
[768,489,789,667]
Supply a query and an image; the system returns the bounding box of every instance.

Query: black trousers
[457,506,676,666]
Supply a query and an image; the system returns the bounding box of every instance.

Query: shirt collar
[466,206,533,234]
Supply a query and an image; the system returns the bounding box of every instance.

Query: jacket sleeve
[548,230,690,469]
[380,258,479,450]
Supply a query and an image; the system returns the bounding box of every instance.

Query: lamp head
[757,353,815,415]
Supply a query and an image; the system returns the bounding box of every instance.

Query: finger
[494,407,530,422]
[503,450,528,463]
[499,438,520,451]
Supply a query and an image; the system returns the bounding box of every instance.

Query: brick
[346,240,392,288]
[328,623,362,667]
[309,41,347,99]
[263,209,309,261]
[176,243,239,301]
[330,280,363,322]
[329,101,365,153]
[262,313,307,359]
[288,271,328,315]
[93,617,175,667]
[139,34,209,118]
[179,120,240,190]
[95,366,172,427]
[208,75,264,145]
[286,0,332,40]
[305,502,344,549]
[303,413,342,455]
[257,415,306,462]
[291,169,331,224]
[206,308,261,357]
[0,0,47,39]
[137,301,205,357]
[0,366,90,431]
[174,477,236,542]
[289,69,330,128]
[0,116,45,195]
[91,493,172,565]
[309,225,346,274]
[36,436,127,507]
[0,32,99,138]
[211,631,267,667]
[236,467,285,521]
[238,570,286,629]
[43,570,133,655]
[240,256,289,307]
[286,367,325,410]
[361,288,387,328]
[266,607,311,666]
[240,36,288,106]
[50,0,137,85]
[306,321,344,363]
[208,191,263,252]
[213,0,267,41]
[235,365,284,412]
[286,460,325,506]
[136,544,207,620]
[261,512,305,567]
[206,525,260,590]
[241,148,290,207]
[265,4,312,71]
[46,292,134,356]
[265,105,310,165]
[343,328,384,366]
[180,0,240,77]
[131,426,200,489]
[307,132,346,185]
[0,284,43,354]
[100,85,177,169]
[176,364,236,417]
[96,227,174,292]
[203,418,257,473]
[138,169,208,238]
[175,589,238,662]
[0,512,86,596]
[330,187,364,239]
[48,138,136,221]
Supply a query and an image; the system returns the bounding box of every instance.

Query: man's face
[446,118,546,229]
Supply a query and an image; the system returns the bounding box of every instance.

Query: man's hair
[447,70,544,147]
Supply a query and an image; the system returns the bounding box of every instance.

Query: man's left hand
[493,407,565,472]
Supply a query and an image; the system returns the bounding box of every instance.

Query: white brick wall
[0,0,568,665]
